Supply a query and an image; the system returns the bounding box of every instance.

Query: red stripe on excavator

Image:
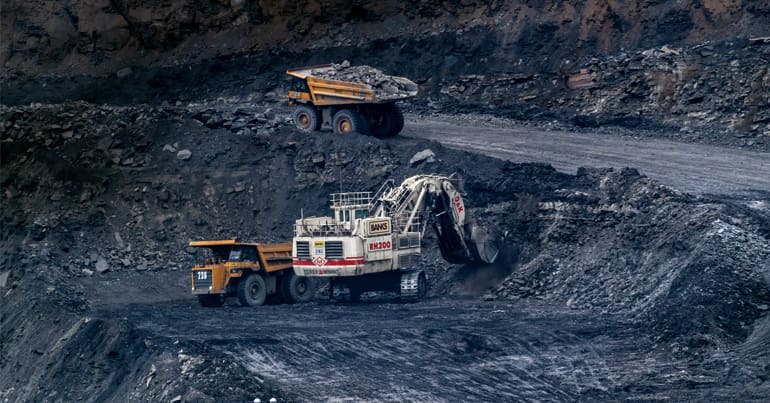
[292,258,365,266]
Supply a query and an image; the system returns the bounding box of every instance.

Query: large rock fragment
[177,149,192,160]
[94,256,110,273]
[409,149,436,166]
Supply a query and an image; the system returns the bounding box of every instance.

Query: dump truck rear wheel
[333,109,369,135]
[197,294,223,307]
[237,273,267,306]
[384,104,404,137]
[371,104,404,137]
[292,104,321,132]
[285,272,316,303]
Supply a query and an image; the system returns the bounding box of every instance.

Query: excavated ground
[1,100,769,401]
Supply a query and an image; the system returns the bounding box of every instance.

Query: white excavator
[291,174,499,300]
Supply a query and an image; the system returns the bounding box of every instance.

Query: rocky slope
[4,0,768,76]
[3,1,770,135]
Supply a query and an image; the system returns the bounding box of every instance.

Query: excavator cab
[330,192,373,234]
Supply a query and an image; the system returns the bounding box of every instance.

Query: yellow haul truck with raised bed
[190,240,315,307]
[286,62,418,137]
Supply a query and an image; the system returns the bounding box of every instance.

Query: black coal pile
[189,104,289,136]
[310,61,417,100]
[484,167,770,343]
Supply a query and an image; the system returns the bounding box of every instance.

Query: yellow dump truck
[190,240,315,307]
[286,63,418,137]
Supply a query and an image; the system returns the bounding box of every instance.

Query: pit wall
[4,0,768,77]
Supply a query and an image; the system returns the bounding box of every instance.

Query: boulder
[409,149,436,166]
[177,149,192,160]
[95,256,110,273]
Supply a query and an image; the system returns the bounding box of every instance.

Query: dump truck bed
[287,64,418,106]
[189,239,292,272]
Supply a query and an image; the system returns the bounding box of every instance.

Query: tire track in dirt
[111,299,732,401]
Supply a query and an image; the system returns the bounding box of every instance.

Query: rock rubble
[311,61,417,101]
[439,39,770,139]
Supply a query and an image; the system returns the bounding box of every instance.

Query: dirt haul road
[405,117,770,199]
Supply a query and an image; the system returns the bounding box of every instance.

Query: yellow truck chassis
[190,240,315,307]
[286,64,417,137]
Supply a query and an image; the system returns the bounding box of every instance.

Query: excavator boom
[371,174,498,265]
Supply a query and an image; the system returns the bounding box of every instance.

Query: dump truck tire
[237,273,267,307]
[333,109,369,135]
[371,103,404,137]
[385,104,404,137]
[197,294,223,307]
[285,272,316,303]
[293,104,321,132]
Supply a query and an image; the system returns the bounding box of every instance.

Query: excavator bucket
[468,224,499,264]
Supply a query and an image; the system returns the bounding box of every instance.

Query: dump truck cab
[288,75,312,103]
[190,240,314,307]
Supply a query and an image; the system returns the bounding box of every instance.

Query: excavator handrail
[369,179,395,214]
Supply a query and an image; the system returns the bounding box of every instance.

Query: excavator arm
[371,175,498,264]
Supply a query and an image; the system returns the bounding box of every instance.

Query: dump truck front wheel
[333,109,369,135]
[371,103,404,137]
[293,104,321,132]
[237,273,267,306]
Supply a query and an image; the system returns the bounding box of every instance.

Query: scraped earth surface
[100,297,768,402]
